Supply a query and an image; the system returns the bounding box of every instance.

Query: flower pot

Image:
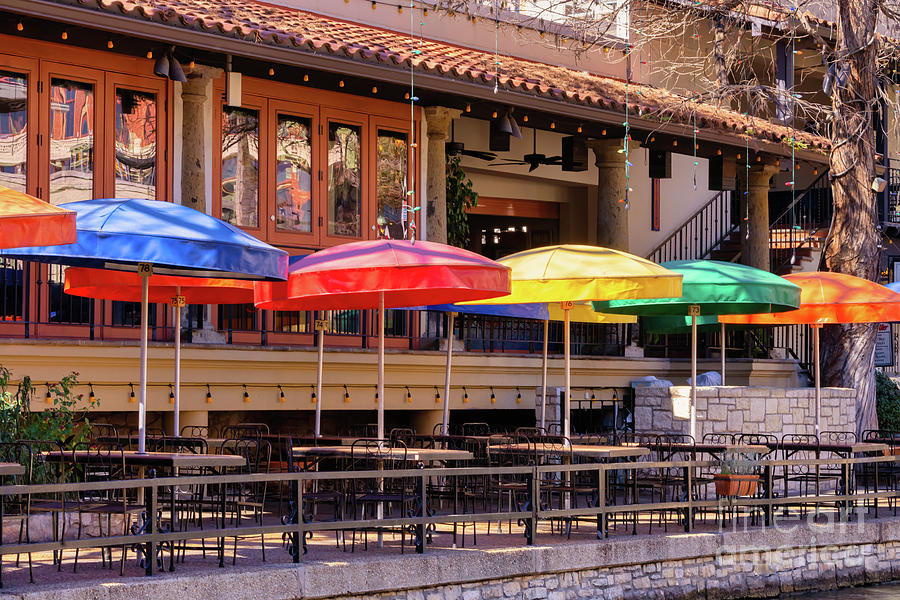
[714,473,759,497]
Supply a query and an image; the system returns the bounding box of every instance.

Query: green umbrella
[594,260,801,438]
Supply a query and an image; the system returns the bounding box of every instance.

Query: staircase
[644,170,833,381]
[647,169,832,274]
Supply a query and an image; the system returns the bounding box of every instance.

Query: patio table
[0,463,25,477]
[291,446,473,465]
[488,443,649,460]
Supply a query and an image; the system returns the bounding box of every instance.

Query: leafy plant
[446,155,478,248]
[0,366,91,449]
[876,370,900,431]
[717,450,759,475]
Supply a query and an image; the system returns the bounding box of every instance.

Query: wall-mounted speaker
[562,136,587,172]
[649,149,672,179]
[709,156,737,190]
[489,120,511,152]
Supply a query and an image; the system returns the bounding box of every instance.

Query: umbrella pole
[173,289,183,437]
[540,319,549,430]
[721,322,726,387]
[813,324,821,436]
[315,312,324,438]
[442,312,455,436]
[563,304,571,441]
[138,268,150,454]
[377,292,385,441]
[690,313,697,440]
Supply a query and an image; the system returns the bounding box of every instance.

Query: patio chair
[780,433,840,517]
[222,438,271,564]
[0,442,33,582]
[71,442,146,575]
[345,439,418,553]
[461,422,490,437]
[19,440,69,573]
[486,434,531,535]
[181,425,212,438]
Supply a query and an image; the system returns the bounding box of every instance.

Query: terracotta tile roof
[57,0,828,151]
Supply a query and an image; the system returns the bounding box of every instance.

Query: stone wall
[634,385,857,438]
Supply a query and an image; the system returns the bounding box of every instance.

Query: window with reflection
[49,78,94,205]
[0,71,27,193]
[275,115,312,233]
[218,303,257,332]
[48,266,92,324]
[115,89,157,200]
[376,130,408,240]
[327,122,361,237]
[221,107,259,227]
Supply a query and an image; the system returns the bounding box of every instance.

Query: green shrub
[876,370,900,431]
[0,366,91,448]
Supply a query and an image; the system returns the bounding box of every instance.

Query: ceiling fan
[445,121,497,161]
[490,128,562,172]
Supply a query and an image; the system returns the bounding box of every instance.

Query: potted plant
[714,450,760,497]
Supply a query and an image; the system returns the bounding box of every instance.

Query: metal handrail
[646,190,735,263]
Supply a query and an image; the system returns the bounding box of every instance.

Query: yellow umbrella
[464,245,682,439]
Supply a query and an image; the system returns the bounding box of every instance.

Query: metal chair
[71,442,145,575]
[181,425,212,438]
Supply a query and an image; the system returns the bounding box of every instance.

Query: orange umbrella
[65,267,255,435]
[720,272,900,432]
[0,186,76,249]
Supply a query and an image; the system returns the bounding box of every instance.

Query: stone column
[424,107,461,244]
[586,139,629,251]
[741,163,779,272]
[179,65,225,342]
[180,65,221,211]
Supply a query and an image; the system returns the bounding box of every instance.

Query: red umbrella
[255,239,511,438]
[65,267,255,435]
[0,186,76,249]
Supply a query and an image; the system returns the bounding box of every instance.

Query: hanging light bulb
[88,383,96,405]
[371,86,378,94]
[206,384,212,404]
[344,385,351,403]
[242,384,250,403]
[107,39,114,49]
[129,383,136,403]
[310,385,317,404]
[168,384,175,404]
[516,387,522,404]
[465,104,471,113]
[45,386,52,405]
[374,386,379,404]
[490,387,496,404]
[434,386,441,403]
[146,51,153,59]
[278,385,286,403]
[16,22,23,32]
[268,67,275,76]
[61,30,68,40]
[463,387,469,403]
[406,386,413,403]
[303,74,309,82]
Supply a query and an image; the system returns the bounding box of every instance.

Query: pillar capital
[586,138,625,169]
[747,162,780,190]
[424,107,462,139]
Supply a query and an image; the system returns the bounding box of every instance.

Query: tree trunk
[820,0,881,438]
[713,16,730,109]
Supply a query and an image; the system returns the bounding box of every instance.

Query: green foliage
[446,155,478,248]
[717,450,759,475]
[876,370,900,431]
[0,366,91,448]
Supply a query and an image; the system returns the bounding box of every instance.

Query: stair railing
[647,190,736,263]
[769,169,831,273]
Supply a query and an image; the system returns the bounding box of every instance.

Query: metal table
[292,446,473,463]
[490,443,649,460]
[0,463,25,477]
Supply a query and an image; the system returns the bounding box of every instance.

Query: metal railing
[769,169,831,274]
[0,452,896,581]
[647,190,737,264]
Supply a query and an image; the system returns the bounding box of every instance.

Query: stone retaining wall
[634,385,857,438]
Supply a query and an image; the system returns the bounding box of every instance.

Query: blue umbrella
[410,303,547,434]
[3,199,288,452]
